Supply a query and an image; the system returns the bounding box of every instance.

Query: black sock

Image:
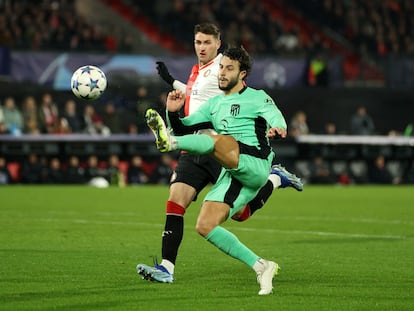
[247,180,274,215]
[161,215,184,265]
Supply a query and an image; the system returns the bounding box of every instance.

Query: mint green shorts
[204,153,273,218]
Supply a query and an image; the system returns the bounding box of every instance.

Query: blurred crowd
[1,91,404,137]
[1,93,413,186]
[1,0,413,58]
[0,87,167,136]
[0,0,133,52]
[0,87,177,186]
[291,0,414,58]
[0,153,177,186]
[286,106,414,185]
[1,150,413,186]
[128,0,322,57]
[0,0,325,56]
[1,0,414,187]
[1,92,413,186]
[125,0,414,58]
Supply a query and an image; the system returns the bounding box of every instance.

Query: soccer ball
[71,65,107,100]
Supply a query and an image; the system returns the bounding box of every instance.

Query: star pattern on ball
[71,65,107,100]
[72,79,79,90]
[89,78,99,90]
[80,66,92,74]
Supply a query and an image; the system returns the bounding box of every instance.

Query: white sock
[160,259,175,274]
[253,258,266,273]
[268,174,281,189]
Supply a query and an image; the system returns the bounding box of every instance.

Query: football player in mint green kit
[168,82,286,218]
[145,46,287,295]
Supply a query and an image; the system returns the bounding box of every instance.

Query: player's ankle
[160,259,175,275]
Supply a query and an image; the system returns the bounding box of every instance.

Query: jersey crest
[230,104,240,116]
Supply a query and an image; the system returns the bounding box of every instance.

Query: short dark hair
[194,23,220,40]
[222,46,252,77]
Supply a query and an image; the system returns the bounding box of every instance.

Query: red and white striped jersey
[182,53,223,116]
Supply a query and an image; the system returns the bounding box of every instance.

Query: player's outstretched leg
[146,108,216,155]
[271,164,303,191]
[145,109,240,169]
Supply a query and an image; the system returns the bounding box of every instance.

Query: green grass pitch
[1,185,413,310]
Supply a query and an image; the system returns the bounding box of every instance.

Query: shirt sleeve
[261,92,287,130]
[167,99,214,135]
[180,98,213,126]
[172,80,187,93]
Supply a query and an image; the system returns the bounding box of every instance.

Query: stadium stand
[101,0,385,83]
[0,0,108,52]
[1,0,414,185]
[290,0,414,58]
[2,0,405,83]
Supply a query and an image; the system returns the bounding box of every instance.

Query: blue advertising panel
[10,52,343,89]
[0,47,11,75]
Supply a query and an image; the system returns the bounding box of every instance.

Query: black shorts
[171,153,222,199]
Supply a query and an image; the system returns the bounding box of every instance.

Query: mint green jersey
[177,87,287,214]
[180,87,286,149]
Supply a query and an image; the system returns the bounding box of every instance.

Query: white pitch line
[47,210,139,217]
[252,215,414,226]
[227,226,413,240]
[46,210,414,226]
[37,218,414,241]
[40,218,164,227]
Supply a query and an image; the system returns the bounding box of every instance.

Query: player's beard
[219,75,239,91]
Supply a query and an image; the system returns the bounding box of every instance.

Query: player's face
[194,32,221,66]
[218,56,246,93]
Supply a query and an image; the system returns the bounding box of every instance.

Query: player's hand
[156,61,175,85]
[166,90,185,112]
[267,127,287,139]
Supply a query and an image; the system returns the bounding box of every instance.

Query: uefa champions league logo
[264,62,287,88]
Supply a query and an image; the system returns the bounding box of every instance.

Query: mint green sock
[175,134,215,154]
[205,226,259,268]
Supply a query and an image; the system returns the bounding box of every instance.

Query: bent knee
[195,218,217,237]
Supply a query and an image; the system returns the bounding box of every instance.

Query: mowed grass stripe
[27,210,414,226]
[10,216,414,241]
[1,185,413,311]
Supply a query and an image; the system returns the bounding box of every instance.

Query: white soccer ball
[71,65,107,100]
[88,177,109,188]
